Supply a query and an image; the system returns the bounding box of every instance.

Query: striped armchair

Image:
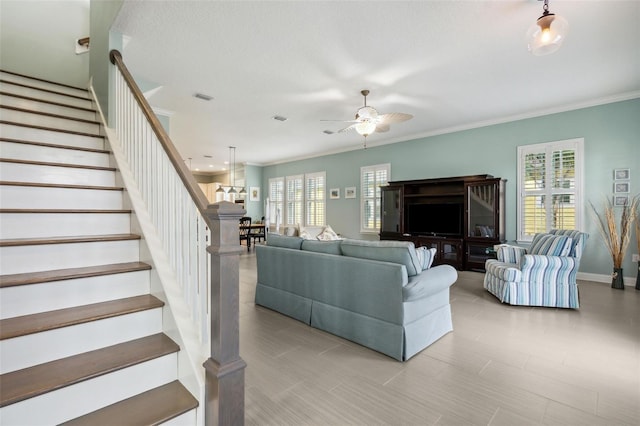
[483,230,589,309]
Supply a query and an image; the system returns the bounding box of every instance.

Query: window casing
[361,163,390,233]
[517,138,584,242]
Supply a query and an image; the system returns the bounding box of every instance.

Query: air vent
[203,155,213,158]
[194,93,213,101]
[272,115,288,122]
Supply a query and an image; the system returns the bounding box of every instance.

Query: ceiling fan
[322,89,413,147]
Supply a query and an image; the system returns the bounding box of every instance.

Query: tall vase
[611,268,624,290]
[635,265,640,290]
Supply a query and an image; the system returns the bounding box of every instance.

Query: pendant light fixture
[228,146,237,194]
[526,0,568,56]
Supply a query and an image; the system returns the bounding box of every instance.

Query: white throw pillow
[416,246,437,270]
[298,225,314,240]
[317,225,339,241]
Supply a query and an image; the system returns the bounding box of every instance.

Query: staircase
[0,71,199,424]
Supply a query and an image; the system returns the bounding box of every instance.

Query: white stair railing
[100,50,246,425]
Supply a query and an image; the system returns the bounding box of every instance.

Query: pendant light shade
[526,0,568,56]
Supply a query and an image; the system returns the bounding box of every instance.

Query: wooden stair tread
[0,208,131,214]
[0,105,101,125]
[0,233,140,247]
[0,91,96,113]
[0,79,90,101]
[0,137,109,154]
[0,70,89,91]
[0,181,123,191]
[0,261,151,288]
[0,294,164,340]
[0,333,178,407]
[0,157,115,171]
[0,120,103,139]
[60,380,198,426]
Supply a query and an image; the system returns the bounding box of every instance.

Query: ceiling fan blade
[376,123,390,133]
[378,112,413,124]
[320,119,359,123]
[337,123,358,133]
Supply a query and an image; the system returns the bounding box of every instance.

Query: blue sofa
[255,234,458,361]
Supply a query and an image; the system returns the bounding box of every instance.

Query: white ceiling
[112,1,640,172]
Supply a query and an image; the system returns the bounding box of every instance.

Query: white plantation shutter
[305,172,326,226]
[269,177,284,227]
[361,164,390,232]
[517,139,583,241]
[285,175,303,226]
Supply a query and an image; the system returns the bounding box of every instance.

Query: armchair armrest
[496,245,527,264]
[519,255,579,285]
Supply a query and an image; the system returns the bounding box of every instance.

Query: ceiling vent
[194,93,213,101]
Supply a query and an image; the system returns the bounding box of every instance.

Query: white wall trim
[577,272,637,288]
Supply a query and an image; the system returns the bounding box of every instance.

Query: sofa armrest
[520,254,578,284]
[403,264,457,302]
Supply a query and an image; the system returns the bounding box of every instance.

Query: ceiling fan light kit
[527,0,568,56]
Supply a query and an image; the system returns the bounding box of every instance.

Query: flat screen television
[405,203,462,236]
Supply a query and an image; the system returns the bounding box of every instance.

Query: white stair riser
[0,108,100,135]
[0,162,115,186]
[0,308,163,374]
[0,212,130,239]
[0,82,92,109]
[0,270,150,319]
[0,185,123,209]
[0,353,178,425]
[0,239,140,275]
[0,123,104,150]
[162,409,197,425]
[0,141,110,167]
[0,94,96,121]
[0,72,90,99]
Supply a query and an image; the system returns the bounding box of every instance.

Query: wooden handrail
[109,50,211,223]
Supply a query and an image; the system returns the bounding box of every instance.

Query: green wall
[262,98,640,278]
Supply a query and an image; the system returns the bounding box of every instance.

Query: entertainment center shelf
[380,174,506,271]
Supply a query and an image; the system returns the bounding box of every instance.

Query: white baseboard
[577,272,637,288]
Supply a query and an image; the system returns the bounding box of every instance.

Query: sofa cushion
[267,233,303,250]
[529,234,572,257]
[416,247,437,270]
[340,239,422,277]
[301,239,342,255]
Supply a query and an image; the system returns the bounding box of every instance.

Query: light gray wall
[89,0,123,119]
[262,99,640,277]
[1,0,90,86]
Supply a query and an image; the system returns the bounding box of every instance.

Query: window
[268,177,284,226]
[305,172,326,226]
[517,138,583,242]
[269,172,325,227]
[361,163,390,233]
[285,175,303,226]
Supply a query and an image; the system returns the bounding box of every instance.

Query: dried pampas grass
[589,195,639,269]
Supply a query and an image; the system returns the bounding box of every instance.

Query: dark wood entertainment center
[380,174,506,271]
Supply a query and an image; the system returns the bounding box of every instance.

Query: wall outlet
[633,254,640,263]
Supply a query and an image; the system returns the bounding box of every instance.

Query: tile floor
[238,252,640,425]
